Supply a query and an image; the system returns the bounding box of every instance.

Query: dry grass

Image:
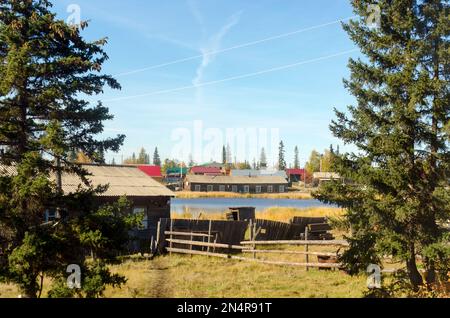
[176,191,313,200]
[102,255,367,298]
[173,206,344,223]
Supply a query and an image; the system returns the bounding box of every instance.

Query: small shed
[226,207,256,221]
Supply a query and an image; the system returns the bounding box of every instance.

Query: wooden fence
[155,218,249,254]
[164,229,348,269]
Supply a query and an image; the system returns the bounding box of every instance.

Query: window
[133,207,148,230]
[44,209,57,222]
[279,186,285,193]
[194,185,201,192]
[207,185,214,192]
[219,185,226,192]
[232,185,238,193]
[244,185,250,193]
[256,186,262,193]
[268,186,273,193]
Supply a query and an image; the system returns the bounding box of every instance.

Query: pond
[171,198,334,215]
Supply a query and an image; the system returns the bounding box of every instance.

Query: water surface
[171,198,334,215]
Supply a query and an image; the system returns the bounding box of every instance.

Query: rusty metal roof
[0,164,174,197]
[186,175,288,185]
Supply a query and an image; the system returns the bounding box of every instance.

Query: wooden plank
[164,231,214,238]
[308,223,332,233]
[305,227,309,272]
[241,240,349,246]
[166,238,250,250]
[242,250,339,257]
[166,248,342,268]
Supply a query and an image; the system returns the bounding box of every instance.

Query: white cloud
[190,9,243,104]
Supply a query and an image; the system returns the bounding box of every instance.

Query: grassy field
[176,191,313,200]
[0,253,367,299]
[102,255,367,298]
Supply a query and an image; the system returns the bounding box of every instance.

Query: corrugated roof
[0,164,174,197]
[313,172,341,180]
[0,164,17,176]
[231,169,288,178]
[138,165,162,177]
[186,175,288,185]
[191,166,222,174]
[61,165,174,197]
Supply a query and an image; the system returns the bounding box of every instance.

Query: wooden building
[184,175,289,193]
[286,168,306,183]
[0,164,175,252]
[61,165,174,252]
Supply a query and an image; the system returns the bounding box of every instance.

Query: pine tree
[260,148,268,169]
[315,0,450,293]
[153,147,161,166]
[0,0,134,298]
[222,145,227,164]
[278,141,286,170]
[294,146,300,169]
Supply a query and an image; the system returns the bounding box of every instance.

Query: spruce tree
[222,145,227,164]
[153,147,161,166]
[315,0,449,293]
[260,148,268,169]
[278,141,287,170]
[0,0,137,298]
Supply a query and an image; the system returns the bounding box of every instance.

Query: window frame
[133,206,148,230]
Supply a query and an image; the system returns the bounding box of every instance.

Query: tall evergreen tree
[222,145,227,164]
[294,146,300,169]
[278,141,287,170]
[0,0,137,298]
[315,0,450,293]
[259,148,267,169]
[153,147,161,166]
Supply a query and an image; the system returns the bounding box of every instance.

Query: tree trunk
[406,243,423,291]
[425,258,437,288]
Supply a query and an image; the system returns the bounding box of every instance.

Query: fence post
[207,220,212,254]
[155,220,161,255]
[305,227,309,272]
[169,219,174,257]
[190,233,193,257]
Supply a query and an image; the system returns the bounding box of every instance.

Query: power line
[113,16,356,78]
[105,48,358,103]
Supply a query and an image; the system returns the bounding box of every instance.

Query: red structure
[138,165,163,178]
[190,166,223,176]
[286,168,306,182]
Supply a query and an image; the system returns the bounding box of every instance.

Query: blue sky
[52,0,360,167]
